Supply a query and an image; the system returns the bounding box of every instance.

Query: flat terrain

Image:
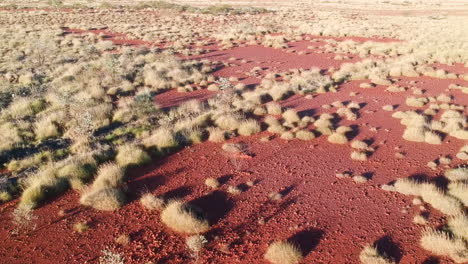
[0,1,467,264]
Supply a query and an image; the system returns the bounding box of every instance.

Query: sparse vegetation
[359,245,395,264]
[265,241,303,264]
[160,200,209,234]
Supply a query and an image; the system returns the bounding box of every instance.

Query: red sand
[1,28,467,264]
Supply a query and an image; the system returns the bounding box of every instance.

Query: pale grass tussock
[359,245,395,264]
[265,241,303,264]
[406,97,428,108]
[266,102,283,115]
[394,179,462,215]
[80,187,126,211]
[448,214,468,241]
[140,193,164,211]
[237,120,261,136]
[448,182,468,206]
[328,133,348,144]
[143,127,177,149]
[92,163,125,190]
[420,228,468,263]
[445,167,468,181]
[280,131,295,140]
[353,175,368,183]
[294,130,315,140]
[413,215,428,225]
[115,144,151,168]
[282,109,300,124]
[351,151,368,161]
[160,200,209,234]
[207,127,227,142]
[204,178,220,189]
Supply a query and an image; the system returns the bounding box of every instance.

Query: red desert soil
[1,32,467,264]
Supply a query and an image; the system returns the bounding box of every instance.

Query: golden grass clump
[280,131,295,140]
[227,185,242,195]
[328,133,348,144]
[34,116,60,140]
[282,109,300,124]
[140,193,164,211]
[91,163,125,190]
[160,200,209,234]
[424,131,442,144]
[238,120,261,136]
[448,182,468,206]
[394,179,462,215]
[393,178,422,196]
[204,178,220,189]
[350,140,369,150]
[295,130,315,140]
[115,144,151,167]
[382,105,394,111]
[445,167,468,181]
[456,145,468,160]
[20,169,69,208]
[73,222,89,233]
[222,143,244,153]
[116,233,131,245]
[402,126,427,142]
[0,122,22,152]
[143,127,178,150]
[359,245,395,264]
[265,241,303,264]
[420,228,468,263]
[79,187,126,211]
[351,151,368,161]
[353,175,368,183]
[214,113,242,131]
[266,102,283,115]
[405,96,428,107]
[413,215,428,225]
[448,214,468,241]
[207,127,227,142]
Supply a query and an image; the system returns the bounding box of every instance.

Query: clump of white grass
[265,241,303,264]
[160,200,209,234]
[140,193,164,211]
[359,245,395,264]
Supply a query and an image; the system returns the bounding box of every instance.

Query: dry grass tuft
[265,241,303,264]
[445,167,468,181]
[115,144,151,168]
[115,233,131,245]
[353,175,369,183]
[140,193,164,211]
[351,151,368,161]
[204,178,220,189]
[73,222,89,233]
[92,163,125,190]
[282,109,300,124]
[80,187,126,211]
[207,127,227,142]
[328,133,348,144]
[294,130,315,140]
[413,215,428,225]
[448,182,468,206]
[266,102,283,115]
[359,245,395,264]
[160,200,209,234]
[238,120,261,136]
[186,234,208,257]
[280,131,295,140]
[420,228,468,263]
[448,214,468,241]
